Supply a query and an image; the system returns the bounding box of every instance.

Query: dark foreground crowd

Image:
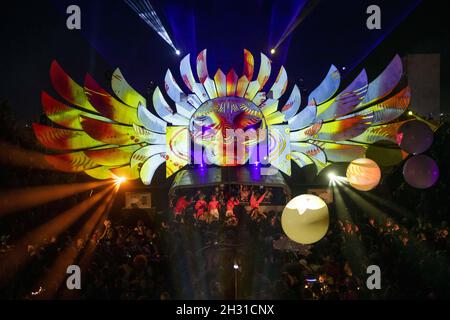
[77,201,449,300]
[2,194,448,299]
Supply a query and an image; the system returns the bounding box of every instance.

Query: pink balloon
[397,120,433,154]
[403,155,439,189]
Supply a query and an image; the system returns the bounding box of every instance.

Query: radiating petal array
[35,51,416,184]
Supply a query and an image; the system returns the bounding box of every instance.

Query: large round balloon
[281,194,329,244]
[346,158,381,191]
[403,155,439,189]
[397,120,433,154]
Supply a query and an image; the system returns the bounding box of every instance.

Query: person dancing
[225,196,239,226]
[249,190,268,221]
[174,195,192,222]
[195,195,208,221]
[207,195,220,223]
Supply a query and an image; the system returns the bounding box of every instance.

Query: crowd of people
[170,185,284,225]
[0,103,449,299]
[1,182,448,299]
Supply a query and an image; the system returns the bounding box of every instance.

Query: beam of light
[328,172,336,181]
[331,181,369,278]
[59,187,118,300]
[354,190,417,221]
[328,173,348,187]
[0,141,55,170]
[334,178,450,286]
[33,186,119,299]
[336,179,388,221]
[272,0,321,51]
[346,0,421,73]
[0,180,112,218]
[124,0,178,53]
[0,184,115,287]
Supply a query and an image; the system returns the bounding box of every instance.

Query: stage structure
[34,49,413,185]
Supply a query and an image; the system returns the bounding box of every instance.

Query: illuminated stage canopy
[34,49,412,185]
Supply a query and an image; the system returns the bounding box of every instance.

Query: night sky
[0,0,447,124]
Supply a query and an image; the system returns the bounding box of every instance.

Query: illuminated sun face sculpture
[34,49,413,185]
[190,96,267,166]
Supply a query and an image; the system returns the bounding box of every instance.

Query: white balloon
[281,194,329,244]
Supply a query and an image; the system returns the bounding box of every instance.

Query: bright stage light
[115,177,126,184]
[175,49,181,55]
[270,48,276,54]
[233,263,239,270]
[408,110,413,116]
[328,172,336,180]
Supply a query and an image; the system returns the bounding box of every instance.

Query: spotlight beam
[0,185,115,287]
[34,186,119,299]
[124,0,177,52]
[338,181,389,221]
[0,141,55,171]
[336,179,450,285]
[273,0,321,51]
[0,180,111,218]
[355,190,416,220]
[59,191,117,300]
[332,184,370,277]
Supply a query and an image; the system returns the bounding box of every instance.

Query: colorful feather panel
[45,152,99,172]
[358,86,410,125]
[41,91,84,130]
[84,144,141,167]
[291,142,327,164]
[314,113,374,141]
[358,55,403,107]
[50,61,96,113]
[84,74,141,125]
[352,120,412,144]
[33,123,105,150]
[312,141,367,162]
[316,70,368,121]
[111,68,146,108]
[268,66,288,100]
[257,53,271,90]
[243,49,254,80]
[281,85,301,119]
[196,49,209,83]
[80,116,141,145]
[308,64,340,106]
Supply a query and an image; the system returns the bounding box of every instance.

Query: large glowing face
[189,96,267,165]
